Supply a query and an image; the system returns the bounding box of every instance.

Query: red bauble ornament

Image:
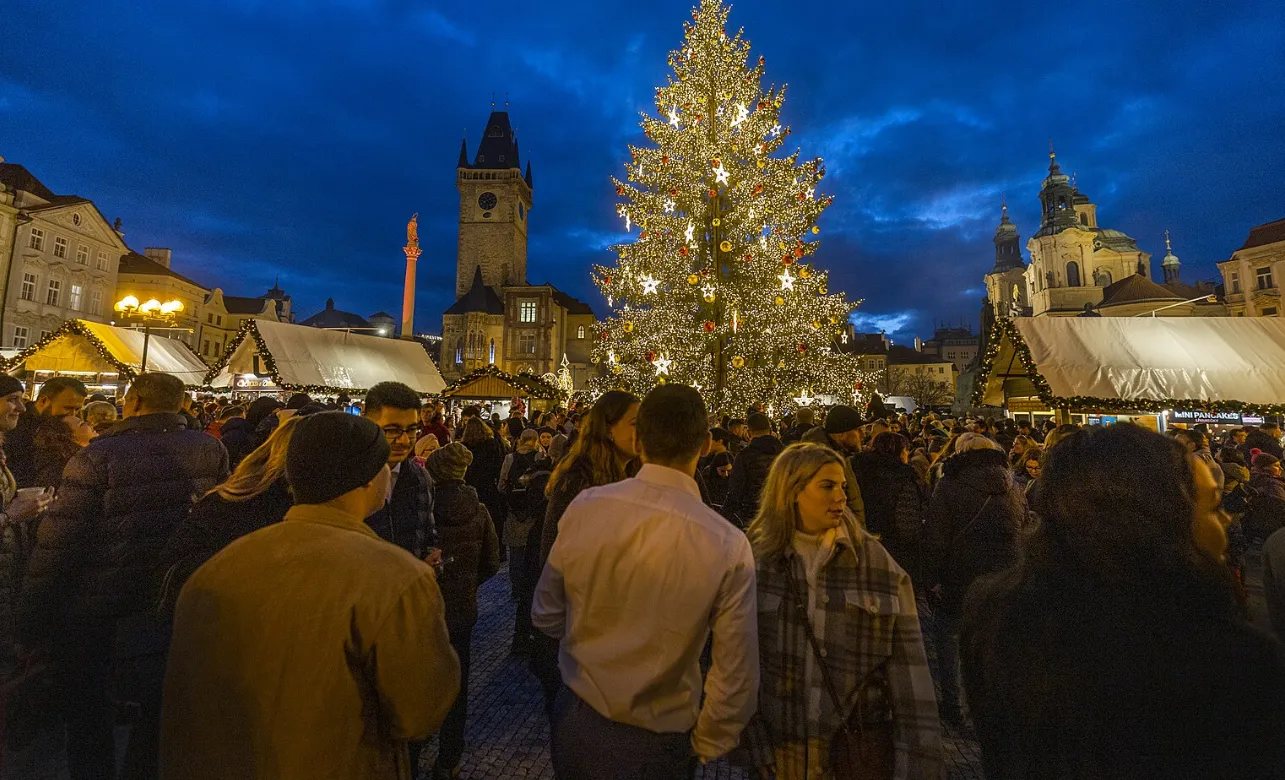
[797,342,807,353]
[646,350,657,362]
[679,246,689,257]
[743,254,753,262]
[855,381,863,391]
[711,158,721,168]
[662,155,670,164]
[754,184,764,195]
[639,231,647,239]
[703,321,716,333]
[670,188,680,196]
[616,186,625,195]
[600,331,610,340]
[782,255,794,265]
[708,189,718,198]
[699,268,710,277]
[794,247,804,258]
[694,114,703,123]
[603,275,612,285]
[757,101,767,110]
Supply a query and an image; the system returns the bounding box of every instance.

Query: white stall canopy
[207,319,446,395]
[976,317,1285,413]
[4,319,210,388]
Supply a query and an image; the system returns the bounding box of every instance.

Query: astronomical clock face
[478,192,498,211]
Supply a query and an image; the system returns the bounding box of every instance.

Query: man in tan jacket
[161,411,460,780]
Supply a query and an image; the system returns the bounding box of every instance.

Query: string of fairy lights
[588,0,879,414]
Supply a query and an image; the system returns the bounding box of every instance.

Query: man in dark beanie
[802,405,867,524]
[161,412,459,780]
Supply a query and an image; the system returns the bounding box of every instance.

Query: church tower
[1161,230,1182,283]
[455,109,534,299]
[984,203,1028,317]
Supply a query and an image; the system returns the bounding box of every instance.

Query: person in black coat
[1242,421,1285,462]
[220,396,282,469]
[851,431,927,582]
[16,373,228,780]
[962,424,1285,779]
[461,417,507,552]
[361,382,437,560]
[922,433,1025,726]
[424,443,500,780]
[721,413,785,528]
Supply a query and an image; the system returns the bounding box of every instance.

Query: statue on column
[406,213,419,248]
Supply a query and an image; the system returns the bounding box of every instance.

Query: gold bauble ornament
[731,355,746,368]
[811,225,821,234]
[687,274,699,285]
[777,359,786,369]
[811,320,821,329]
[704,293,716,303]
[819,285,829,295]
[712,218,721,227]
[590,355,600,364]
[622,321,635,333]
[612,365,623,374]
[757,160,765,169]
[829,315,840,324]
[800,267,812,279]
[719,240,732,252]
[774,295,785,306]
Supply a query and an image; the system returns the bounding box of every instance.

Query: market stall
[205,319,446,396]
[441,364,562,416]
[3,318,210,393]
[973,317,1285,429]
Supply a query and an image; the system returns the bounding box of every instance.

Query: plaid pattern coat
[746,519,943,779]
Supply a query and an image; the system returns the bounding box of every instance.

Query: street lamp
[115,295,184,371]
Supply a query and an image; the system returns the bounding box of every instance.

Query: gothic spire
[458,138,469,168]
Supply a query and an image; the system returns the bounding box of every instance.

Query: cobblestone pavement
[418,567,984,779]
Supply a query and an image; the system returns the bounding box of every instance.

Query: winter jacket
[922,447,1024,614]
[465,437,507,535]
[499,449,548,548]
[722,435,785,528]
[432,481,500,632]
[217,417,262,470]
[158,479,294,615]
[698,451,734,508]
[4,407,44,488]
[31,421,81,488]
[17,413,229,649]
[366,458,436,558]
[800,426,868,527]
[780,422,814,446]
[1246,471,1285,544]
[851,450,927,582]
[161,503,459,780]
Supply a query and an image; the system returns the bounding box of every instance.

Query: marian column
[401,213,421,339]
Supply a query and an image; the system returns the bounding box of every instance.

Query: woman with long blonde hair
[744,443,941,780]
[159,416,301,612]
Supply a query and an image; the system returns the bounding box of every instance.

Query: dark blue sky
[4,0,1283,342]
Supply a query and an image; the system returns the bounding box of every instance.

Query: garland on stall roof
[2,318,209,388]
[443,364,562,400]
[972,317,1285,416]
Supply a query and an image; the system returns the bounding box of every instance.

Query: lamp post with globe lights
[114,295,185,372]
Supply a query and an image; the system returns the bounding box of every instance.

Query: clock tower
[455,110,534,299]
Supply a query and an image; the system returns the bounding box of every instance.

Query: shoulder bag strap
[782,558,869,741]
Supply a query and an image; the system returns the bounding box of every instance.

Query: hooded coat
[431,481,500,632]
[923,447,1025,614]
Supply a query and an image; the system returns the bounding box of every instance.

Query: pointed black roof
[445,266,504,315]
[457,139,469,168]
[524,160,533,189]
[465,110,520,170]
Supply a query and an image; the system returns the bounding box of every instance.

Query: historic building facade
[0,161,125,349]
[984,150,1222,320]
[1218,217,1285,317]
[441,110,596,388]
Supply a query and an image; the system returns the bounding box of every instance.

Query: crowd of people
[0,373,1281,780]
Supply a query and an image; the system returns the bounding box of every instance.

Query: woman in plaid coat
[744,443,943,779]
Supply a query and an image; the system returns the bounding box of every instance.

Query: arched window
[1079,213,1088,226]
[1058,196,1067,209]
[489,338,495,364]
[1067,261,1081,287]
[577,325,585,339]
[455,339,463,364]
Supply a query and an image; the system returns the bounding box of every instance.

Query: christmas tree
[590,0,877,415]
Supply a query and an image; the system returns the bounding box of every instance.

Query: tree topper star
[641,274,660,295]
[779,268,795,292]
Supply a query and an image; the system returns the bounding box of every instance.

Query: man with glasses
[363,382,439,563]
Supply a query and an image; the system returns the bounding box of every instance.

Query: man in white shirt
[533,384,759,778]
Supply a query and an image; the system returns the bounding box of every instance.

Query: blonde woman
[745,443,942,780]
[159,417,301,612]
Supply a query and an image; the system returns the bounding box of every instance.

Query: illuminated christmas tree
[590,0,877,414]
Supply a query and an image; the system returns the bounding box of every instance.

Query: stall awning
[974,317,1285,414]
[4,319,210,387]
[442,365,561,400]
[206,319,446,395]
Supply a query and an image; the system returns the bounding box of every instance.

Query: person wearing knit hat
[422,439,499,779]
[427,441,474,485]
[799,405,868,526]
[0,374,25,432]
[162,410,461,780]
[286,412,390,505]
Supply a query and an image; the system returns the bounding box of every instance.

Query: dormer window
[488,125,502,137]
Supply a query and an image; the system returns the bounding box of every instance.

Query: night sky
[4,0,1283,342]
